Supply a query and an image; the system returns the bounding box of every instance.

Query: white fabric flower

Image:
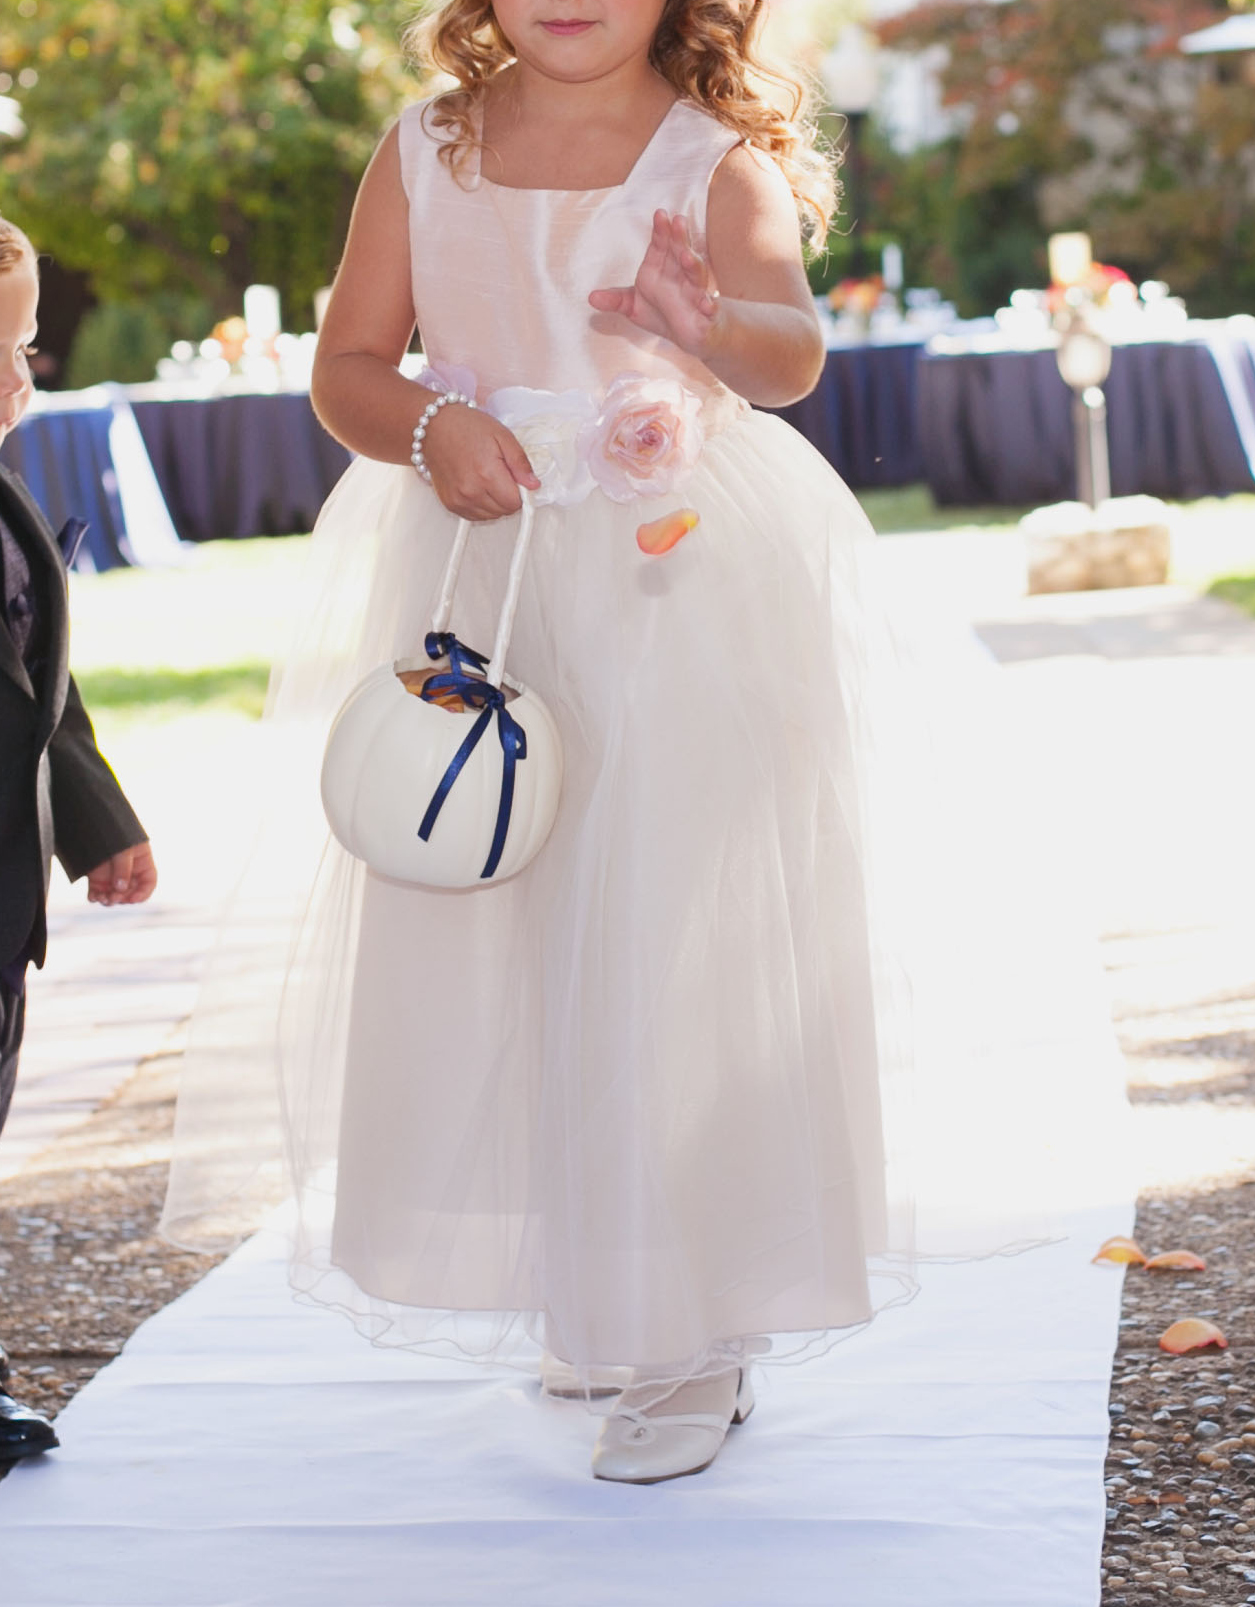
[487,386,599,507]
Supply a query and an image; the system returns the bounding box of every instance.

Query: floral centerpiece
[1044,263,1133,316]
[827,273,884,322]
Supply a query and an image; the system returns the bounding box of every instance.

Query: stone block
[1022,497,1172,595]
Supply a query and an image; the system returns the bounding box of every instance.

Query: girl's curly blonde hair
[0,217,36,275]
[403,0,835,241]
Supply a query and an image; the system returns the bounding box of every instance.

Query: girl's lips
[541,19,594,34]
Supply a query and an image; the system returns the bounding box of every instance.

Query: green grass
[1207,574,1255,618]
[58,495,1255,742]
[856,484,1030,536]
[66,535,311,742]
[68,535,311,675]
[75,662,272,725]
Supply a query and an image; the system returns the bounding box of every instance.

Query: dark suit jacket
[0,464,146,970]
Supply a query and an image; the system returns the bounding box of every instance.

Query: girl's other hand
[589,211,720,359]
[423,403,541,522]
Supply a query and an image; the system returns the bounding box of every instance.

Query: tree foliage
[0,1,420,327]
[875,0,1255,316]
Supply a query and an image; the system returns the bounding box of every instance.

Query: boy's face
[491,0,668,83]
[0,260,38,445]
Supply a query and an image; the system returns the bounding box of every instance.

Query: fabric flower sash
[416,362,735,511]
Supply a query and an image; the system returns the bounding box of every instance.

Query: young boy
[0,215,157,1462]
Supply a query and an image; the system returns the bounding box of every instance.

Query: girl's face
[491,0,668,84]
[0,260,38,444]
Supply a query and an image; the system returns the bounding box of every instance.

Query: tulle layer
[162,414,1128,1392]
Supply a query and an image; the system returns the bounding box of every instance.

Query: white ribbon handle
[428,490,536,690]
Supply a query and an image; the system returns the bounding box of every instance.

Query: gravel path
[1100,927,1255,1606]
[0,1038,226,1456]
[1104,1176,1255,1606]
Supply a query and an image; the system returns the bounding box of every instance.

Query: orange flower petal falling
[1158,1319,1228,1355]
[1145,1251,1208,1272]
[1092,1236,1146,1265]
[637,509,699,556]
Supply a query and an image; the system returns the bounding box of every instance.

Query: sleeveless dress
[163,97,1126,1390]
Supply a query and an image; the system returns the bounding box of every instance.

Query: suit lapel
[0,466,70,725]
[0,604,32,697]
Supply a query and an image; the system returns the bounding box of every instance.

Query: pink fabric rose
[578,373,704,502]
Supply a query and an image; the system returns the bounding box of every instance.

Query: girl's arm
[589,145,826,408]
[311,124,538,520]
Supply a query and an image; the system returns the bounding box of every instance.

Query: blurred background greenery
[0,0,1251,380]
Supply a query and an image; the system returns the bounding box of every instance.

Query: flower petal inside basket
[1092,1236,1146,1265]
[1145,1251,1207,1272]
[397,667,466,712]
[1158,1318,1228,1354]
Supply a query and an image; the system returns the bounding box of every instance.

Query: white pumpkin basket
[321,492,563,888]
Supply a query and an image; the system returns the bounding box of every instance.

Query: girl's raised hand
[422,402,541,522]
[589,211,721,358]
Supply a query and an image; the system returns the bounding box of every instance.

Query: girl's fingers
[589,286,633,313]
[499,435,542,492]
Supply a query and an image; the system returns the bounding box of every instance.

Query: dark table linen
[0,409,130,571]
[131,393,351,543]
[772,342,925,490]
[919,336,1255,508]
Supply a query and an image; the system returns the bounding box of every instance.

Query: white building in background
[875,42,961,153]
[851,0,969,154]
[853,0,1251,207]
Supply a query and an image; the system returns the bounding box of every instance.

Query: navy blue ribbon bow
[425,630,487,678]
[417,636,528,880]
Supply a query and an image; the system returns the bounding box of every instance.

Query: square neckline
[474,97,683,196]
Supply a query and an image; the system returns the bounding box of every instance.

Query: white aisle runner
[3,1197,1130,1607]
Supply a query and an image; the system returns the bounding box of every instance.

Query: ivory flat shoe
[591,1369,754,1485]
[540,1353,633,1401]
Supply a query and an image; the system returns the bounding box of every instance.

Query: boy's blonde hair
[405,0,835,241]
[0,216,36,274]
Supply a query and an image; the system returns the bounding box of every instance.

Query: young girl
[166,0,1109,1485]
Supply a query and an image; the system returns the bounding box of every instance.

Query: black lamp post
[822,27,879,280]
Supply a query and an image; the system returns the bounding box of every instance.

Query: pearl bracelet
[411,390,477,482]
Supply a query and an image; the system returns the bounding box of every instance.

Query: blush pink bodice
[396,96,741,403]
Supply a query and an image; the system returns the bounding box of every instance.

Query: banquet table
[129,389,351,543]
[5,324,1253,568]
[919,321,1255,507]
[1,385,350,568]
[0,399,135,571]
[772,340,926,490]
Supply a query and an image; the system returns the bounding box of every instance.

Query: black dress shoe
[0,1390,59,1462]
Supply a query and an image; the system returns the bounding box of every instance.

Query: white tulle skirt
[162,412,1127,1392]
